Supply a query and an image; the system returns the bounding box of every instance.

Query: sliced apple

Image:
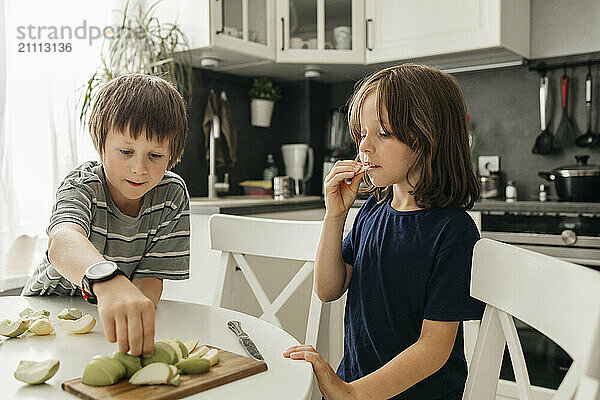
[176,340,189,358]
[142,342,177,366]
[112,352,142,378]
[82,359,119,386]
[14,359,60,385]
[168,364,178,381]
[129,362,171,385]
[188,345,209,359]
[18,307,35,318]
[28,310,50,319]
[57,307,82,320]
[167,374,181,386]
[201,349,219,366]
[183,338,200,355]
[61,314,96,334]
[28,318,55,335]
[92,355,126,379]
[159,339,183,363]
[0,319,28,338]
[175,358,210,374]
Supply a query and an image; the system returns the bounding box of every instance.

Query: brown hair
[89,74,188,169]
[347,63,479,210]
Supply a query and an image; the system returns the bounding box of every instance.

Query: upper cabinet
[276,0,364,64]
[365,0,530,67]
[152,0,275,68]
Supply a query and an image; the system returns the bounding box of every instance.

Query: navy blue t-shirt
[339,196,484,399]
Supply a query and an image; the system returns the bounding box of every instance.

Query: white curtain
[0,1,116,291]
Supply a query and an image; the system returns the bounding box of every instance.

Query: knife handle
[228,320,245,336]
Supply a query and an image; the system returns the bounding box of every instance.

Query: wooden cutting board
[62,346,268,400]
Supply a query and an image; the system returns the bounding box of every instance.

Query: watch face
[87,261,117,279]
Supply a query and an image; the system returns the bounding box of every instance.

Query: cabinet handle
[365,18,373,51]
[281,17,285,51]
[216,0,224,34]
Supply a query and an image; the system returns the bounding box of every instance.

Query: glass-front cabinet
[276,0,364,64]
[211,0,275,60]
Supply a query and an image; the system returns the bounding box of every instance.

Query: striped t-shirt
[22,161,190,296]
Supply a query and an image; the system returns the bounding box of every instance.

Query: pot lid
[555,155,600,177]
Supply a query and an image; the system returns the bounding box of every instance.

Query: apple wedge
[167,374,181,386]
[61,314,96,334]
[82,357,124,386]
[28,318,55,335]
[112,352,142,378]
[201,349,219,366]
[0,319,28,338]
[57,307,82,320]
[183,338,199,355]
[14,359,60,385]
[129,362,171,385]
[159,339,183,363]
[142,342,177,366]
[175,358,210,374]
[188,345,209,359]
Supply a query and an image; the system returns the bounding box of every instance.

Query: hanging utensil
[554,68,576,151]
[532,75,553,155]
[576,65,597,147]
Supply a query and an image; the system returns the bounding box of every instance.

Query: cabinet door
[276,0,364,64]
[366,0,501,64]
[211,0,275,60]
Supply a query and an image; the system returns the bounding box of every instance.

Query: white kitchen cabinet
[276,0,364,64]
[151,0,275,69]
[365,0,530,67]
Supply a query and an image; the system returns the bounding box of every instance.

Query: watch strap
[81,264,126,304]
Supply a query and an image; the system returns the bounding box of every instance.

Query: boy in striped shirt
[22,74,190,358]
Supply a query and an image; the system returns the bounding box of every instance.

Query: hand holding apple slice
[14,359,60,384]
[60,314,96,334]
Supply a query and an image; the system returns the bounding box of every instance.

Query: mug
[273,176,294,200]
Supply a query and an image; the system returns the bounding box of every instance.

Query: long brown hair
[347,64,479,210]
[89,74,188,169]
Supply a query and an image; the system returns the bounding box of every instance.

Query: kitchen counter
[352,198,600,216]
[190,195,324,215]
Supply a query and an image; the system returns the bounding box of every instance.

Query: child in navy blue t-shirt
[283,64,484,399]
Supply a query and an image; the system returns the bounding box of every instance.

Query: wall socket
[478,155,500,176]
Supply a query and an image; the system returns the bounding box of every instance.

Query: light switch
[478,155,500,176]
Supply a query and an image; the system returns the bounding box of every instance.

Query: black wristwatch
[81,261,126,304]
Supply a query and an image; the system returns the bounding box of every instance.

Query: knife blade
[227,320,264,361]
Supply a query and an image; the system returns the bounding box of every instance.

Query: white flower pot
[250,98,275,127]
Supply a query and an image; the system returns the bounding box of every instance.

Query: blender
[281,144,313,196]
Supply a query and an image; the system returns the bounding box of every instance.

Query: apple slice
[159,339,183,363]
[57,307,82,320]
[0,319,28,338]
[82,359,122,386]
[61,314,96,334]
[175,358,210,374]
[168,364,178,381]
[129,362,171,385]
[14,359,60,385]
[201,349,219,366]
[183,338,199,355]
[28,318,55,335]
[167,374,181,386]
[188,345,209,359]
[176,340,189,358]
[18,307,35,318]
[142,342,177,366]
[112,352,142,378]
[91,355,126,379]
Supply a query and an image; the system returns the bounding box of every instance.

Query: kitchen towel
[202,90,237,167]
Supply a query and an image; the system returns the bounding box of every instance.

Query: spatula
[532,76,553,155]
[554,69,576,151]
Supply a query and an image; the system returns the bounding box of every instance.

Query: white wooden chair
[464,238,600,400]
[209,214,329,400]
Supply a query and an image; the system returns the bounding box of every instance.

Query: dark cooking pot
[539,155,600,202]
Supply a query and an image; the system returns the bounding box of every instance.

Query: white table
[0,296,312,400]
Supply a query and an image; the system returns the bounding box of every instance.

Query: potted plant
[249,77,282,128]
[80,0,193,124]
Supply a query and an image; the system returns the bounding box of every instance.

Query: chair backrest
[209,214,328,349]
[464,239,600,400]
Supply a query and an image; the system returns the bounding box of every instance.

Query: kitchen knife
[227,320,265,361]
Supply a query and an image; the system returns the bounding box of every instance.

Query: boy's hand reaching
[283,345,356,400]
[324,160,365,219]
[93,275,155,357]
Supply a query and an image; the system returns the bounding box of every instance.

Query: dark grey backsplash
[456,65,600,201]
[175,63,600,200]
